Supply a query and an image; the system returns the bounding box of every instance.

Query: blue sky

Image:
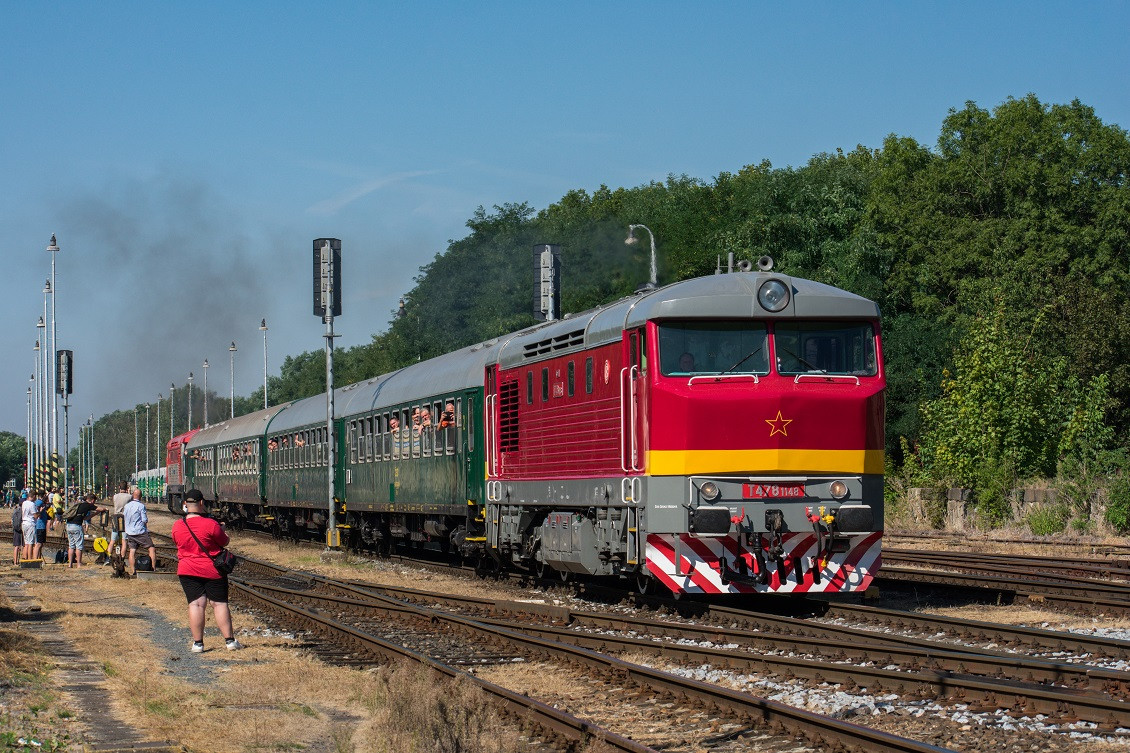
[2,2,1127,445]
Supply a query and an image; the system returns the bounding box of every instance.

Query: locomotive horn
[736,259,753,273]
[757,255,774,272]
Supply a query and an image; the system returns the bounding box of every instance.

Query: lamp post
[26,386,32,488]
[157,394,163,467]
[43,278,55,460]
[46,235,59,461]
[134,407,139,477]
[229,342,237,419]
[145,403,150,473]
[171,383,175,439]
[260,319,268,409]
[77,422,83,492]
[202,359,209,427]
[33,339,41,485]
[625,224,658,289]
[188,372,194,430]
[88,414,94,493]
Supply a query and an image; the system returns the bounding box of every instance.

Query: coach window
[445,397,454,452]
[421,406,432,457]
[585,357,593,394]
[567,361,575,397]
[382,413,392,460]
[402,409,412,457]
[541,367,549,402]
[366,416,375,462]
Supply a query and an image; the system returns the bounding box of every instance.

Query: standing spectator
[65,493,107,568]
[172,489,242,652]
[49,487,64,534]
[122,488,158,577]
[10,501,22,565]
[32,492,48,560]
[110,482,131,559]
[20,491,36,561]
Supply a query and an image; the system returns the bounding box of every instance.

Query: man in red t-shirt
[171,489,243,653]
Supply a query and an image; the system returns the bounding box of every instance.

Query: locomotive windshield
[774,321,877,376]
[658,321,769,376]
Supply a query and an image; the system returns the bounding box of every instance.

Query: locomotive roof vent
[523,328,586,358]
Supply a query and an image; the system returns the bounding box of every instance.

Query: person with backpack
[65,493,107,568]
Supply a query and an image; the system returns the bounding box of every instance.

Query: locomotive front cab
[641,278,885,595]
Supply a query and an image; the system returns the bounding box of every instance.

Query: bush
[1105,474,1130,534]
[1027,504,1069,536]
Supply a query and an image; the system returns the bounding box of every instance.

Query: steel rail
[326,577,1128,694]
[229,579,656,753]
[256,577,1130,727]
[231,572,956,753]
[876,566,1130,616]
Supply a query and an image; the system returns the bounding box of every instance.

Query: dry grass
[0,589,84,750]
[11,562,534,753]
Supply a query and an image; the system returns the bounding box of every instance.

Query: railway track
[231,557,958,753]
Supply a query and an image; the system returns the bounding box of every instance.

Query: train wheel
[475,556,499,580]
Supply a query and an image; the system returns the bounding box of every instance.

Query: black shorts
[35,529,47,544]
[179,575,229,603]
[12,531,22,547]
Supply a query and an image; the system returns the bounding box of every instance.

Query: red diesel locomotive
[162,258,884,597]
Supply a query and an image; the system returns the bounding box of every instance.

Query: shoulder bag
[183,517,239,576]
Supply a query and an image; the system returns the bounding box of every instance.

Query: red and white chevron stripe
[645,531,882,595]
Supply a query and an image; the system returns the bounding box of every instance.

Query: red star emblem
[765,410,793,437]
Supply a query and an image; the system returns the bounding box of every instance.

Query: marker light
[757,279,790,312]
[699,481,720,501]
[829,481,849,499]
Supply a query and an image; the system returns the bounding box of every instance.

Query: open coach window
[774,321,877,376]
[658,321,769,377]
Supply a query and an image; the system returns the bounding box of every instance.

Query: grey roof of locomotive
[497,270,880,369]
[185,270,880,436]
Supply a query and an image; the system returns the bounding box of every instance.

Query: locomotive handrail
[485,392,498,477]
[619,366,644,473]
[619,367,630,473]
[793,373,860,385]
[687,373,760,386]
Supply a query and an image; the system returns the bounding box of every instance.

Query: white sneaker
[225,639,243,651]
[191,642,204,653]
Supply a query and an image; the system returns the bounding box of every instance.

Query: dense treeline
[79,95,1130,529]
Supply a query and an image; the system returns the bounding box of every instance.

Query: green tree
[0,431,27,488]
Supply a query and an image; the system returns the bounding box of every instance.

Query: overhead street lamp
[229,341,237,419]
[26,386,32,488]
[134,407,139,477]
[43,278,54,458]
[33,339,41,484]
[203,359,209,427]
[171,383,176,440]
[157,393,163,466]
[625,224,658,289]
[188,372,194,430]
[46,235,60,460]
[145,403,150,474]
[260,319,268,409]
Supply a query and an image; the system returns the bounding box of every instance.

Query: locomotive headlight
[757,279,790,312]
[829,480,849,499]
[699,481,720,501]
